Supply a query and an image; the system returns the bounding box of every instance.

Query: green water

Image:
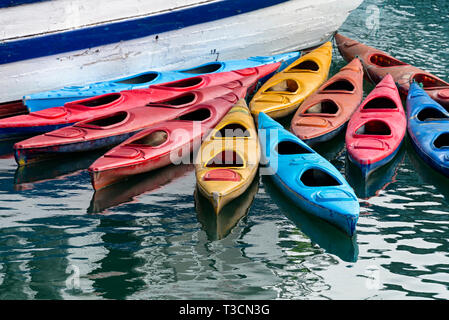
[1,0,449,300]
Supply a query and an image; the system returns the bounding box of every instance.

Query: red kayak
[345,74,406,178]
[88,97,234,189]
[14,83,246,165]
[335,33,449,108]
[0,63,279,141]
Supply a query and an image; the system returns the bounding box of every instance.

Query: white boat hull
[0,0,362,103]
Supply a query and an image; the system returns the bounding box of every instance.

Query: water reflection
[262,175,358,263]
[195,174,259,241]
[346,144,405,199]
[14,151,104,191]
[88,164,195,214]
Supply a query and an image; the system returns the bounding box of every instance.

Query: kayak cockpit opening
[176,108,211,122]
[82,111,128,127]
[304,100,339,114]
[157,77,204,88]
[206,151,244,167]
[300,168,341,187]
[78,93,122,107]
[369,54,407,67]
[275,141,312,154]
[417,107,449,121]
[356,120,391,135]
[321,79,355,92]
[288,60,320,72]
[362,97,398,110]
[130,130,168,147]
[180,62,223,74]
[413,74,449,88]
[148,93,196,107]
[214,123,251,138]
[116,72,159,84]
[266,79,299,93]
[434,133,449,149]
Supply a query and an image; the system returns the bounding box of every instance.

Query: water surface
[1,0,449,300]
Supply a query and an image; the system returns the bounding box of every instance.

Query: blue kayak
[258,112,359,236]
[407,82,449,177]
[23,52,300,112]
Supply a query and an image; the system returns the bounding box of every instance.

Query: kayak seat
[300,168,341,187]
[116,72,159,84]
[206,151,244,167]
[276,141,312,155]
[129,130,168,147]
[303,100,339,115]
[265,79,299,93]
[75,93,122,108]
[355,120,391,136]
[412,73,449,89]
[369,54,407,67]
[417,107,449,121]
[78,111,129,129]
[321,79,354,92]
[203,169,241,182]
[362,97,398,110]
[176,108,211,122]
[148,92,196,108]
[156,77,204,89]
[214,123,251,138]
[288,60,319,72]
[179,62,223,74]
[434,133,449,149]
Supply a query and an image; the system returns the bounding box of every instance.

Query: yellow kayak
[249,41,333,119]
[195,99,260,214]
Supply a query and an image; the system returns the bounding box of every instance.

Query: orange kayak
[291,58,364,144]
[335,33,449,108]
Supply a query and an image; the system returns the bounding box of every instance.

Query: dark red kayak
[14,83,248,165]
[1,63,279,141]
[335,33,449,109]
[88,96,235,189]
[345,74,406,178]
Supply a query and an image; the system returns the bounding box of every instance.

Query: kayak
[346,74,406,178]
[1,64,279,141]
[195,99,260,214]
[194,174,259,241]
[88,94,239,190]
[23,52,300,112]
[249,42,332,119]
[14,83,248,166]
[407,82,449,177]
[335,33,449,109]
[258,112,359,236]
[291,58,364,144]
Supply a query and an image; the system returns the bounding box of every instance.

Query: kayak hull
[407,82,449,177]
[24,52,300,112]
[258,112,359,236]
[291,58,364,143]
[345,74,406,179]
[335,33,449,108]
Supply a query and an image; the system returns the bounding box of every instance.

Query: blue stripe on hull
[15,130,141,165]
[410,137,449,178]
[0,123,73,141]
[271,172,356,236]
[0,0,290,64]
[0,0,48,8]
[348,141,403,179]
[304,123,347,146]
